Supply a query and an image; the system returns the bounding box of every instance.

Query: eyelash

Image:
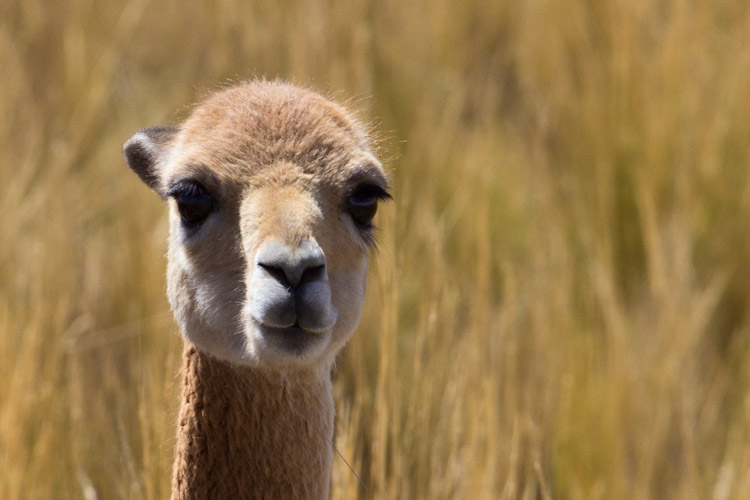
[346,183,391,230]
[167,181,215,225]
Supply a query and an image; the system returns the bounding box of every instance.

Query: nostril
[258,262,292,289]
[255,239,327,289]
[299,264,326,286]
[257,261,326,290]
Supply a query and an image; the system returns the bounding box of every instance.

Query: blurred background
[2,0,750,498]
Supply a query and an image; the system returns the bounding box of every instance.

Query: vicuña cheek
[328,269,367,335]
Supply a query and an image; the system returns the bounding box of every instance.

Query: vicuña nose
[256,239,326,289]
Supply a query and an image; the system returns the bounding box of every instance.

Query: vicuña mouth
[256,321,327,356]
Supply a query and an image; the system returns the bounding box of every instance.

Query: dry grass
[2,0,750,498]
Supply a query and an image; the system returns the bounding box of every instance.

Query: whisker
[316,427,368,491]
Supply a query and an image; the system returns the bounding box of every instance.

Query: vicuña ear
[123,125,179,195]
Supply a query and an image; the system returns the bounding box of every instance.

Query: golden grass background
[2,0,750,498]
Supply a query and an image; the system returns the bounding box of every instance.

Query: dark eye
[347,184,391,228]
[167,181,214,224]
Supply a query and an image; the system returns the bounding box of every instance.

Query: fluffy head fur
[124,81,390,371]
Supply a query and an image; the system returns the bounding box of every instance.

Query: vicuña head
[125,81,390,369]
[123,80,390,499]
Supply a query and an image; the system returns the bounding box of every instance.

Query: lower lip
[259,325,324,355]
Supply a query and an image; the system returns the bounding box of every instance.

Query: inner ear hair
[123,125,179,194]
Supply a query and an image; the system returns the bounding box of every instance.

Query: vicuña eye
[347,183,391,228]
[167,181,214,224]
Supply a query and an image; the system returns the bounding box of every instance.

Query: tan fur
[123,81,390,499]
[173,344,333,499]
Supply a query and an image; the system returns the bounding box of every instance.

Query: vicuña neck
[172,344,334,500]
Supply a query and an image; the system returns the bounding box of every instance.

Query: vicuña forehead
[164,82,387,194]
[182,83,366,154]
